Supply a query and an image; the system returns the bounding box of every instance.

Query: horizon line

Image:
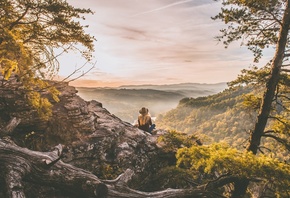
[72,81,228,88]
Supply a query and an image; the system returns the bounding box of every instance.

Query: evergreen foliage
[157,130,200,152]
[156,86,256,147]
[176,143,290,197]
[212,0,283,62]
[157,1,290,195]
[157,82,290,195]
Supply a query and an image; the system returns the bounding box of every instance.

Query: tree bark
[236,0,290,197]
[0,138,218,198]
[0,117,21,136]
[248,0,290,154]
[0,139,108,198]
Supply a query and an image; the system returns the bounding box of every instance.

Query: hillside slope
[76,83,227,123]
[156,86,256,148]
[119,82,227,97]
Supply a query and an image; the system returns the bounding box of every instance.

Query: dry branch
[0,118,220,198]
[0,117,21,136]
[0,139,108,198]
[0,139,219,198]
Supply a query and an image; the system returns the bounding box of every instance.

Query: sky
[57,0,272,87]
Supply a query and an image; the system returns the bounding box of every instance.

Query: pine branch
[262,134,290,151]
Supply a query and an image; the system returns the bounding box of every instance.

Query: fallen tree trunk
[0,139,108,198]
[0,117,21,137]
[0,117,215,197]
[0,138,216,198]
[103,169,210,198]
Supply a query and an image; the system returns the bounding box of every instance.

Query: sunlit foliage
[156,86,256,146]
[159,0,290,196]
[157,130,200,152]
[157,83,290,195]
[212,0,284,62]
[176,143,290,197]
[0,0,95,118]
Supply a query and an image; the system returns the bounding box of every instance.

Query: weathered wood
[0,116,220,198]
[4,166,25,198]
[0,117,21,136]
[102,169,214,198]
[105,185,211,198]
[0,139,218,198]
[0,139,108,198]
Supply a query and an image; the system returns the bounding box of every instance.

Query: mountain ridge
[119,82,227,90]
[76,82,228,123]
[76,82,227,90]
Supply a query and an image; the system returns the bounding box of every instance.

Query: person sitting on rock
[138,107,155,134]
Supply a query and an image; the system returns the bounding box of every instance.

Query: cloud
[131,0,193,17]
[60,0,264,86]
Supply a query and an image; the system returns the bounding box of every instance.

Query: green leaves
[0,0,95,118]
[1,0,95,79]
[228,65,271,87]
[176,143,290,195]
[213,0,282,62]
[0,58,18,80]
[157,130,199,152]
[26,91,53,120]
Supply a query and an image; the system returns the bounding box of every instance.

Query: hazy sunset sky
[58,0,273,87]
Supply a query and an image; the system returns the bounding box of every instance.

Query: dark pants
[148,124,156,133]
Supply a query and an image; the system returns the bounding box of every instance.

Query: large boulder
[0,78,172,184]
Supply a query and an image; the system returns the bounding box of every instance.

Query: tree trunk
[247,0,290,154]
[0,139,108,198]
[0,117,21,137]
[235,0,290,197]
[0,138,217,198]
[0,117,215,197]
[230,178,249,198]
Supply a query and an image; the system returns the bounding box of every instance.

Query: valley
[76,82,227,123]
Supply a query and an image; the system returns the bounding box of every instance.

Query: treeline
[156,86,258,148]
[156,85,290,161]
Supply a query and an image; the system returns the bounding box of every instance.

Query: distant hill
[155,86,257,148]
[76,83,227,123]
[155,85,290,161]
[120,82,227,89]
[119,82,227,98]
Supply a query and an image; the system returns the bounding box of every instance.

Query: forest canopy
[158,0,290,196]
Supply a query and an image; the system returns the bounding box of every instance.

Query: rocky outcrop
[0,77,171,191]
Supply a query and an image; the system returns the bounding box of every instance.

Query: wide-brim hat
[139,107,148,114]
